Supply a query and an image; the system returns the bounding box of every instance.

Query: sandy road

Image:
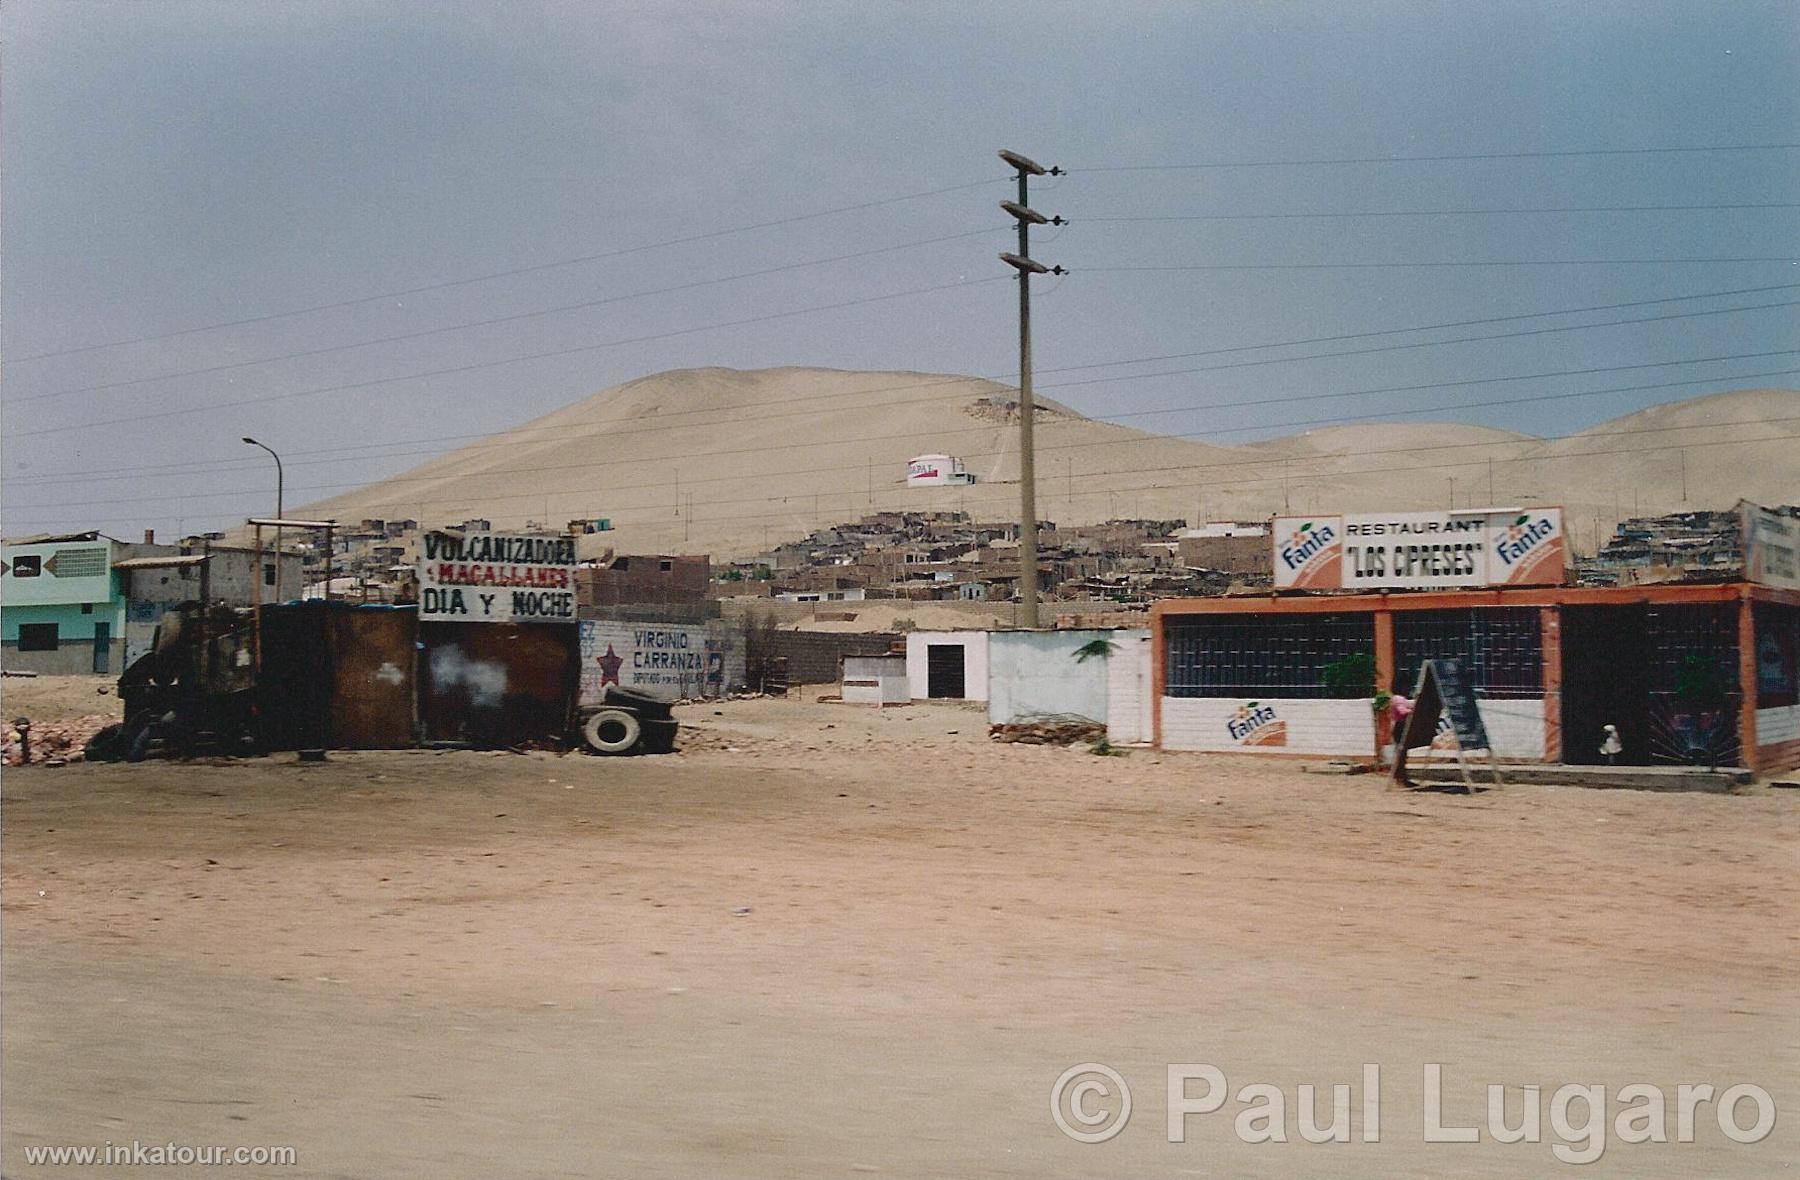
[3,697,1796,1177]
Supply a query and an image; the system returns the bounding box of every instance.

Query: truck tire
[581,708,642,755]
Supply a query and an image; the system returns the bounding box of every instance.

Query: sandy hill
[297,368,1800,558]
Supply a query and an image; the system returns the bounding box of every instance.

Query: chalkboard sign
[1419,658,1490,752]
[1393,657,1498,787]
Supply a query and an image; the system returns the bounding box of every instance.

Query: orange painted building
[1150,582,1800,776]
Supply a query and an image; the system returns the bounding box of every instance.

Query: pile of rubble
[988,718,1105,746]
[4,714,118,766]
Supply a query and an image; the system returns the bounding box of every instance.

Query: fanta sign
[1226,701,1287,747]
[1273,508,1565,590]
[1273,520,1343,590]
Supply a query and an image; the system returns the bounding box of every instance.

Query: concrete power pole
[998,149,1065,629]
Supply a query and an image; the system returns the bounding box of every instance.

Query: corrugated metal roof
[114,554,210,570]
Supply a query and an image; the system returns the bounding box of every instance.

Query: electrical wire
[19,278,1790,484]
[1080,203,1800,221]
[16,360,1795,513]
[5,227,1006,406]
[6,276,1009,438]
[3,177,1007,365]
[1071,142,1800,172]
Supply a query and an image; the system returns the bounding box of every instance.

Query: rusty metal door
[328,607,417,749]
[420,622,578,747]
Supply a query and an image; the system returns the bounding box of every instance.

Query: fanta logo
[1495,515,1555,566]
[1227,701,1285,746]
[1278,522,1338,572]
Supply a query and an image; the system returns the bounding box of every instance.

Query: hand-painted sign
[579,620,727,704]
[1742,500,1800,590]
[1273,508,1565,590]
[418,531,576,623]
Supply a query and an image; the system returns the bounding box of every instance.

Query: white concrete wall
[987,630,1115,726]
[1106,630,1154,745]
[1162,696,1376,755]
[1409,696,1548,761]
[842,656,909,705]
[1162,693,1547,760]
[1758,703,1800,746]
[905,631,989,701]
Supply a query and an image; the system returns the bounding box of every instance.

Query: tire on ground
[639,718,679,755]
[581,708,642,755]
[84,722,127,763]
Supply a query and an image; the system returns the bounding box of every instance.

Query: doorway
[91,621,111,675]
[926,643,966,698]
[1560,605,1649,765]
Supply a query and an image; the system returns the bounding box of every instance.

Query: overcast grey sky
[3,0,1796,539]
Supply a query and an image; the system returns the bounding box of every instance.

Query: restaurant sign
[1273,508,1566,591]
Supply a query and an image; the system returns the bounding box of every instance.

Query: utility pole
[999,149,1065,629]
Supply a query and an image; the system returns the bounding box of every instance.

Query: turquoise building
[2,533,135,674]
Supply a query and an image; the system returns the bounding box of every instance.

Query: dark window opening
[17,623,59,652]
[263,563,277,586]
[10,555,42,578]
[80,602,95,615]
[1166,612,1375,698]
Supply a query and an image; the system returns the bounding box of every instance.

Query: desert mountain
[297,368,1800,559]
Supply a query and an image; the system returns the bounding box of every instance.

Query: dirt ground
[3,689,1796,1177]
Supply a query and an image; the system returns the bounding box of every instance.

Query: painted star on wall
[596,643,624,688]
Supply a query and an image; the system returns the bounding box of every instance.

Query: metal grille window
[1645,605,1740,701]
[1392,607,1543,698]
[1166,612,1375,698]
[1644,603,1741,767]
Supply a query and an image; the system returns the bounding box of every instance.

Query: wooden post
[1150,604,1165,750]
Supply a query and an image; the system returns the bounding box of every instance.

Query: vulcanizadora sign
[1272,508,1566,590]
[418,532,577,623]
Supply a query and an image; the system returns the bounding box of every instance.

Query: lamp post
[243,436,284,600]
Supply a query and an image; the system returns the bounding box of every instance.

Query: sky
[3,0,1797,540]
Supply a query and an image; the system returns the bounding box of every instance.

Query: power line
[17,360,1795,513]
[1072,142,1800,172]
[12,282,1793,452]
[6,276,1009,438]
[35,421,1792,535]
[1081,202,1800,221]
[3,178,1005,365]
[5,227,1004,406]
[1087,258,1800,272]
[10,287,1799,490]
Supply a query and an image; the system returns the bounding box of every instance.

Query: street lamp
[243,436,285,600]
